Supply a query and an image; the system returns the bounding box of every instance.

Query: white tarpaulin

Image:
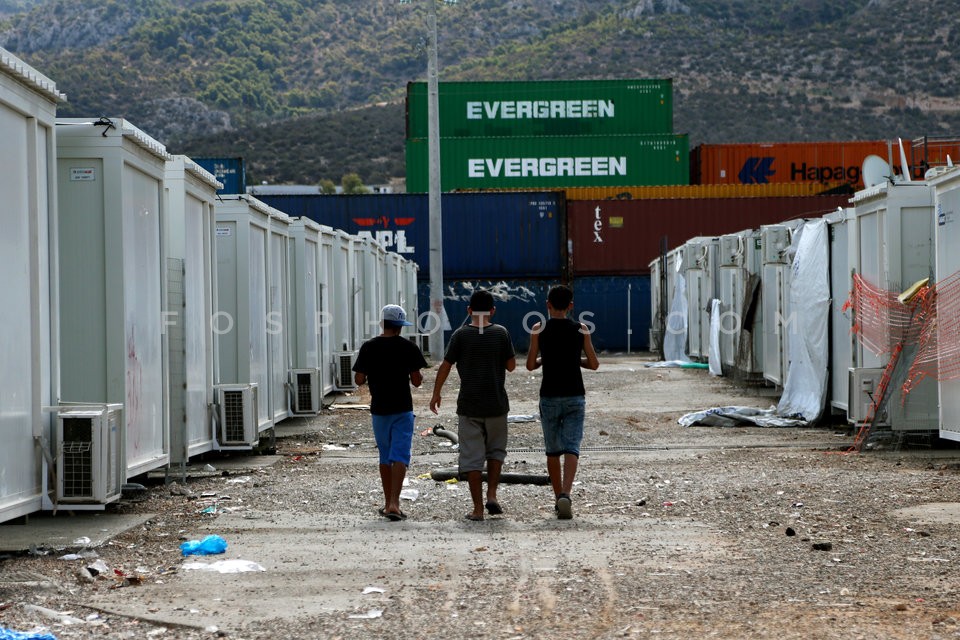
[776,219,830,421]
[678,405,809,427]
[708,299,722,377]
[663,272,691,363]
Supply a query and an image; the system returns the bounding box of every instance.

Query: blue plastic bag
[0,628,57,640]
[179,534,228,556]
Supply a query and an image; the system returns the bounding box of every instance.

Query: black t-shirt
[353,335,429,415]
[539,317,586,398]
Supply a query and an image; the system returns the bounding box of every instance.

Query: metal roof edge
[0,46,66,103]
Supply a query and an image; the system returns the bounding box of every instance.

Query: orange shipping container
[691,140,918,189]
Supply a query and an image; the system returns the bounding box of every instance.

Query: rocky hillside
[2,0,958,186]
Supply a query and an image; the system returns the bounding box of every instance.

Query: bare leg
[386,462,407,514]
[378,463,392,511]
[561,454,579,496]
[546,455,562,497]
[485,458,502,505]
[467,470,484,519]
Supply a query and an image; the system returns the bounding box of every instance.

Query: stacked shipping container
[690,140,906,190]
[256,191,566,350]
[405,80,687,192]
[404,79,689,351]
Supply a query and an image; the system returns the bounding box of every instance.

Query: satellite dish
[862,155,890,188]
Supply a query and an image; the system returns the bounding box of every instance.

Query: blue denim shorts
[539,396,586,457]
[371,411,415,466]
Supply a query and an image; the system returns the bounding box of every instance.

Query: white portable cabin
[849,182,936,431]
[824,207,858,416]
[267,210,293,424]
[214,195,293,447]
[288,218,326,415]
[56,117,171,482]
[759,219,804,388]
[384,250,403,312]
[317,225,338,395]
[399,255,420,323]
[329,229,359,390]
[653,246,687,361]
[648,256,663,354]
[164,156,221,467]
[355,234,387,343]
[0,49,64,521]
[399,255,426,353]
[718,229,763,377]
[682,236,720,361]
[929,166,960,441]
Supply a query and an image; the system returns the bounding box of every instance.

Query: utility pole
[401,0,455,360]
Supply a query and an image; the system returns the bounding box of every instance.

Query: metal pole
[426,0,445,361]
[627,283,632,354]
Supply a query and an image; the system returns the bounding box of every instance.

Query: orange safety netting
[844,273,927,356]
[930,270,960,383]
[843,273,938,452]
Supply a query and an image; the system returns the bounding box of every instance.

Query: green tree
[341,173,370,194]
[319,178,337,194]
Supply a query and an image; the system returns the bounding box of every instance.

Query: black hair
[547,284,573,310]
[469,289,494,312]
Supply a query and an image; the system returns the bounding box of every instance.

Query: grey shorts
[457,414,508,474]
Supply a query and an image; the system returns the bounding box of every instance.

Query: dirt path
[2,354,960,639]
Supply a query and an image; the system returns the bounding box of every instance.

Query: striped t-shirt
[443,323,515,417]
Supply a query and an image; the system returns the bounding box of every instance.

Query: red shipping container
[690,140,917,189]
[568,195,850,275]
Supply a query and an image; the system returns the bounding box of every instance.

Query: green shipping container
[405,134,690,192]
[406,79,673,139]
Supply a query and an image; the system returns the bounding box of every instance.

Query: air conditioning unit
[762,227,791,264]
[215,384,259,447]
[719,235,742,267]
[290,368,321,415]
[55,404,123,504]
[408,333,430,356]
[847,368,890,426]
[334,351,358,391]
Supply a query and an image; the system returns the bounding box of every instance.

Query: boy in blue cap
[353,304,428,521]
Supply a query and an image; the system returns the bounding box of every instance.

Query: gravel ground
[2,353,960,639]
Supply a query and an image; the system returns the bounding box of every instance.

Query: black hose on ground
[432,424,459,444]
[429,467,551,485]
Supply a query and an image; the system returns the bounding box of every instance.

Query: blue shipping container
[257,192,566,280]
[572,276,651,352]
[419,279,557,353]
[193,157,246,195]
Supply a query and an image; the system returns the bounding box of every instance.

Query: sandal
[485,501,504,515]
[464,513,484,521]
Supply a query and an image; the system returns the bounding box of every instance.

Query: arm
[525,323,541,371]
[429,360,453,414]
[410,370,424,387]
[505,356,517,373]
[580,324,600,370]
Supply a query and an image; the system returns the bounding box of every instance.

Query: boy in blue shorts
[353,304,429,521]
[526,285,600,520]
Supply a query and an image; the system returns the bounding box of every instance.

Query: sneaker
[556,494,572,520]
